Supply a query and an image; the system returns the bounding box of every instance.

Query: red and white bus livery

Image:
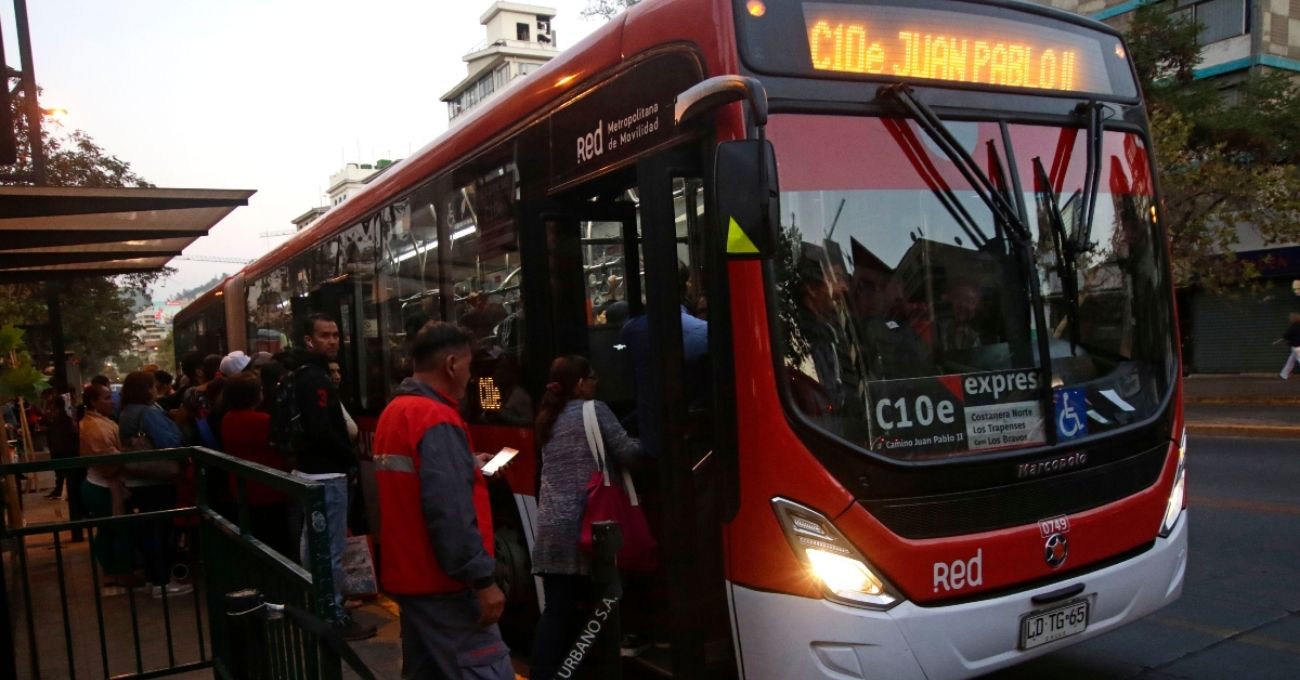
[176,1,1186,676]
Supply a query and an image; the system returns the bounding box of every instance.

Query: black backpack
[269,369,306,456]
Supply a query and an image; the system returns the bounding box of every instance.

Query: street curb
[1186,398,1300,406]
[1187,423,1300,438]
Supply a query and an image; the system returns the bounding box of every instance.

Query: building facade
[1037,0,1300,79]
[441,2,559,122]
[291,160,396,233]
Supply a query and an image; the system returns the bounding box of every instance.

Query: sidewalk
[1184,374,1300,437]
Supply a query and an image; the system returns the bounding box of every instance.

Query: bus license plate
[1019,599,1089,650]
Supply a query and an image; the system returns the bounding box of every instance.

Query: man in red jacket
[373,322,511,679]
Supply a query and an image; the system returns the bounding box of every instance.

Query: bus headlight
[1160,429,1187,537]
[771,498,898,609]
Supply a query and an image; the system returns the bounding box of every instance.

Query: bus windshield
[770,113,1174,460]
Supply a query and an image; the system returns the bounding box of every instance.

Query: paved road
[986,436,1300,679]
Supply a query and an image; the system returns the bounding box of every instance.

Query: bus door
[634,152,735,679]
[534,148,733,676]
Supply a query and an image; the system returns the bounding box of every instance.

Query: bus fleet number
[874,396,956,431]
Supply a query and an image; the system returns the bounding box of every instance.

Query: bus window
[618,176,711,454]
[582,213,639,412]
[444,162,528,425]
[380,184,441,398]
[584,219,632,328]
[246,267,294,353]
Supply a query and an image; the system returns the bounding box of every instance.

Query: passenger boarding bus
[175,0,1186,676]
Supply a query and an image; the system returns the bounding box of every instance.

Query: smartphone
[480,447,519,477]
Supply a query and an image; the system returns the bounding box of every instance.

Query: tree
[1128,3,1300,290]
[1,83,168,378]
[582,0,640,20]
[6,85,153,188]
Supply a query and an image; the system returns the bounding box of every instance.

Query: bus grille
[861,443,1169,539]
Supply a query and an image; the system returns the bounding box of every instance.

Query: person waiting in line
[180,353,224,448]
[327,357,371,549]
[289,313,375,641]
[372,322,513,680]
[118,371,193,599]
[219,372,293,558]
[89,374,119,417]
[44,388,88,543]
[327,360,359,445]
[257,359,287,415]
[530,355,645,680]
[154,370,178,410]
[79,383,140,596]
[208,350,256,447]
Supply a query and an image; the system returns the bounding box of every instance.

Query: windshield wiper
[1033,101,1105,354]
[1034,157,1084,351]
[882,83,1057,444]
[883,84,1034,245]
[1077,101,1104,256]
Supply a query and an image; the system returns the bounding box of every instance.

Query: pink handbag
[577,401,658,572]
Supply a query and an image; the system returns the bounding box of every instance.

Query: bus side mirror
[714,139,779,258]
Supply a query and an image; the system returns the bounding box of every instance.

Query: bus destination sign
[800,2,1120,95]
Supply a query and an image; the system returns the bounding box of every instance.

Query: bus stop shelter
[0,186,253,283]
[0,185,254,388]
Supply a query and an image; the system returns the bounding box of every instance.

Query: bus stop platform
[1184,374,1300,437]
[4,466,402,680]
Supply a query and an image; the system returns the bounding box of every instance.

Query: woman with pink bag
[529,355,647,680]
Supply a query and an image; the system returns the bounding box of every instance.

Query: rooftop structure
[441,2,559,122]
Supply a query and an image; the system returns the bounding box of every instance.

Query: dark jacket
[292,350,355,474]
[1283,321,1300,348]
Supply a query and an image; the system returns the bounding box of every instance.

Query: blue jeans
[297,474,349,621]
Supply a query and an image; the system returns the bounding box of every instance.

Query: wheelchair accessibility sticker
[1054,388,1088,442]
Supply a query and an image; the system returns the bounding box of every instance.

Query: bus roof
[241,0,738,282]
[173,273,233,324]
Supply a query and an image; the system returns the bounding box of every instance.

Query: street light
[41,106,68,124]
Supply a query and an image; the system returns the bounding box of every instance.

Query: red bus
[176,0,1187,676]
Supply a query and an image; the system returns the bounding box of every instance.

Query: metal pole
[13,0,46,185]
[589,521,623,680]
[0,529,17,680]
[225,589,270,680]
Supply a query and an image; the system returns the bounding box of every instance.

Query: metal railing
[0,446,345,680]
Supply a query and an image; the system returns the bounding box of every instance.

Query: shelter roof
[0,186,254,283]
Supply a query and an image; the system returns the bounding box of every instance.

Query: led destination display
[800,2,1124,95]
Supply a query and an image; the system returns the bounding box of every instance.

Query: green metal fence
[0,446,343,680]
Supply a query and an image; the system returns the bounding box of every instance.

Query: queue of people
[42,284,699,675]
[370,272,706,680]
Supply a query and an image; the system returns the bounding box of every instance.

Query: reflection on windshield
[771,115,1173,460]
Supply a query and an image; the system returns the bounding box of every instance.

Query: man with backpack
[283,312,376,641]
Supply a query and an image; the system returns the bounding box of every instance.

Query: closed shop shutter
[1191,281,1298,373]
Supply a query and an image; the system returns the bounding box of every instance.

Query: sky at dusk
[1,0,604,300]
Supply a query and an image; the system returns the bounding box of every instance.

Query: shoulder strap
[582,401,610,486]
[581,401,640,504]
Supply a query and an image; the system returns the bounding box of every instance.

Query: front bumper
[729,513,1187,679]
